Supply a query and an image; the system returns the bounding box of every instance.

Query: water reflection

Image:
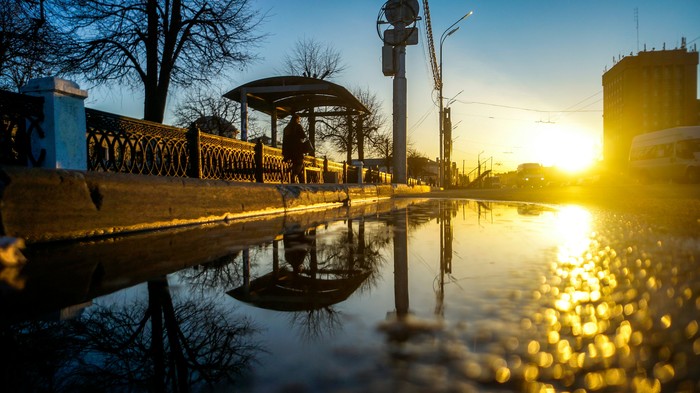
[373,200,700,393]
[0,276,259,391]
[1,198,698,392]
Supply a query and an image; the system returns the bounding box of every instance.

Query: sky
[86,0,700,173]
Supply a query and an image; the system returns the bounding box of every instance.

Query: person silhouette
[283,225,312,273]
[282,113,310,183]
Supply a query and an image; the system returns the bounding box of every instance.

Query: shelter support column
[346,115,353,164]
[309,108,316,156]
[357,115,365,161]
[271,109,278,148]
[239,90,248,141]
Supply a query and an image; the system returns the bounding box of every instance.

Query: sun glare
[532,125,598,174]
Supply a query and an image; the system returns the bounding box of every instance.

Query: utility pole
[378,0,420,184]
[438,11,473,188]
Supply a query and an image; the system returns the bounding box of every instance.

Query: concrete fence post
[358,161,364,184]
[254,140,264,183]
[20,77,88,170]
[187,125,202,179]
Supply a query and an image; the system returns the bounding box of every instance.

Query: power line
[408,106,436,134]
[454,99,602,113]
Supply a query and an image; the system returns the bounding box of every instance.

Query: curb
[0,167,430,243]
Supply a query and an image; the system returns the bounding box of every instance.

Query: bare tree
[0,0,65,90]
[372,128,393,172]
[354,87,387,159]
[280,37,346,80]
[316,87,386,162]
[173,88,240,139]
[407,146,430,179]
[54,0,266,123]
[173,87,270,141]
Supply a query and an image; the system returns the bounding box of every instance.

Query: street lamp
[477,150,485,185]
[439,10,473,188]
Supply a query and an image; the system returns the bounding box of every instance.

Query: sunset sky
[87,1,700,173]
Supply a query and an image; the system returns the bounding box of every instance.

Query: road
[422,182,700,235]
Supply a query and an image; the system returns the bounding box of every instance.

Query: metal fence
[1,89,396,185]
[85,109,364,184]
[0,90,45,167]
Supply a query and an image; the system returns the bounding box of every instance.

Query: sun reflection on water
[502,205,700,393]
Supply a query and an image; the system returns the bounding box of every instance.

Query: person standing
[282,113,309,183]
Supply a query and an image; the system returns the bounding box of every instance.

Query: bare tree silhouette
[279,37,346,80]
[0,276,261,391]
[0,0,66,90]
[54,0,266,123]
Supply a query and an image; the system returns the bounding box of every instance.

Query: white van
[628,126,700,183]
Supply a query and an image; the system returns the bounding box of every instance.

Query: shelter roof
[223,76,368,118]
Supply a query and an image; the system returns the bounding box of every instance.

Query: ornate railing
[0,90,45,167]
[85,109,328,183]
[86,109,190,176]
[2,97,395,185]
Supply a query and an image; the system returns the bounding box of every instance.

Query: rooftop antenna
[635,7,639,53]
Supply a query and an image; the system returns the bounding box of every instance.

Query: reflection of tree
[177,250,243,293]
[0,276,260,391]
[0,320,82,391]
[71,277,259,390]
[316,218,391,292]
[288,307,343,343]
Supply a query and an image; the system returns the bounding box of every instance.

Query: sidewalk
[0,167,431,244]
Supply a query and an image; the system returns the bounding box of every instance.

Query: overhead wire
[454,99,602,114]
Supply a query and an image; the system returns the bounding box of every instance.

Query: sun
[532,125,598,174]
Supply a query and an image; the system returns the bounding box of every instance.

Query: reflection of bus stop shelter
[223,76,368,150]
[228,269,370,312]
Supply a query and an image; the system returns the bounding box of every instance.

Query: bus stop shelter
[223,76,368,150]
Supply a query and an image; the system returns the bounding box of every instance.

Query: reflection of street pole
[437,202,443,315]
[394,208,409,317]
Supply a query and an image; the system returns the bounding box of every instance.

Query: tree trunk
[144,0,161,123]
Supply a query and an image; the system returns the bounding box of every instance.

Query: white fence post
[358,161,364,184]
[21,77,88,170]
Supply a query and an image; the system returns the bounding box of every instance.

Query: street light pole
[438,11,472,189]
[477,150,484,187]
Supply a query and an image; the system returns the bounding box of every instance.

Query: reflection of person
[282,114,309,183]
[283,226,312,273]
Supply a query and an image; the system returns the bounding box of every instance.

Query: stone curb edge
[0,167,430,243]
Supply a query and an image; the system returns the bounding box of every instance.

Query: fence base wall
[0,167,430,243]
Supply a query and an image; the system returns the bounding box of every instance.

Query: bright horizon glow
[531,125,600,173]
